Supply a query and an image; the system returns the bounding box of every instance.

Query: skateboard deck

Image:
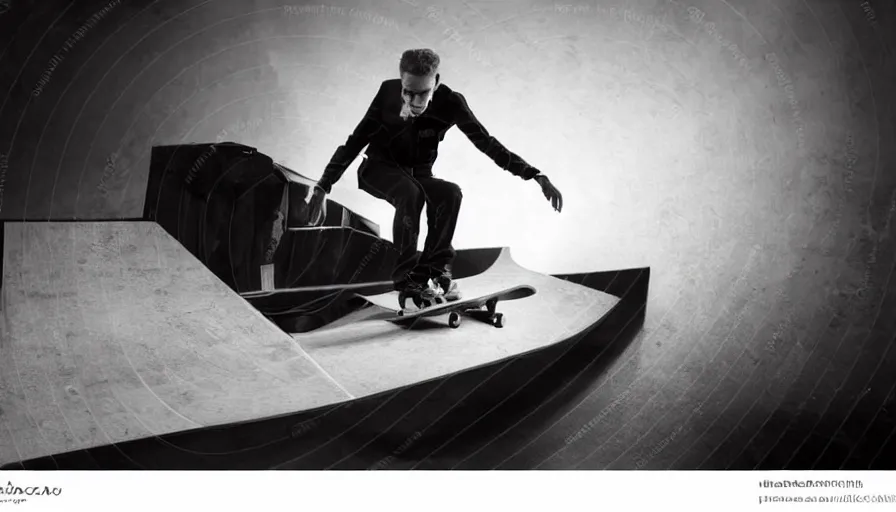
[358,284,536,328]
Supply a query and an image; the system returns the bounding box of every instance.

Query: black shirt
[317,78,540,193]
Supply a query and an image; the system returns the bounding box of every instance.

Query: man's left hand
[535,175,563,213]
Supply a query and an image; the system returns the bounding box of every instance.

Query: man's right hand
[309,185,328,226]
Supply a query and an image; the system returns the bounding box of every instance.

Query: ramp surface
[0,222,351,467]
[295,248,619,397]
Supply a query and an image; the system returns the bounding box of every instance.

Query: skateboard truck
[447,298,505,329]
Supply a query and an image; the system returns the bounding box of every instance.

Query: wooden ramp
[295,248,620,398]
[0,222,352,467]
[0,223,619,468]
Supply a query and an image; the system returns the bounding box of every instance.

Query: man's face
[400,72,439,117]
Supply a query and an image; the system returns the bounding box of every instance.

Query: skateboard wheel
[493,313,505,328]
[448,311,462,328]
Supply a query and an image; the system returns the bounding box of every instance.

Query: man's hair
[399,48,440,77]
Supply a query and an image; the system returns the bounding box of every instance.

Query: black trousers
[358,158,462,288]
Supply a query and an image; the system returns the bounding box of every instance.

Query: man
[309,48,563,309]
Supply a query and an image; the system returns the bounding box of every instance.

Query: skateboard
[358,285,536,328]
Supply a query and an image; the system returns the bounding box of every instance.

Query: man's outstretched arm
[453,92,541,180]
[453,92,562,212]
[316,81,386,193]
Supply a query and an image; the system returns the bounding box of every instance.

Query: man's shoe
[432,271,462,301]
[397,279,444,310]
